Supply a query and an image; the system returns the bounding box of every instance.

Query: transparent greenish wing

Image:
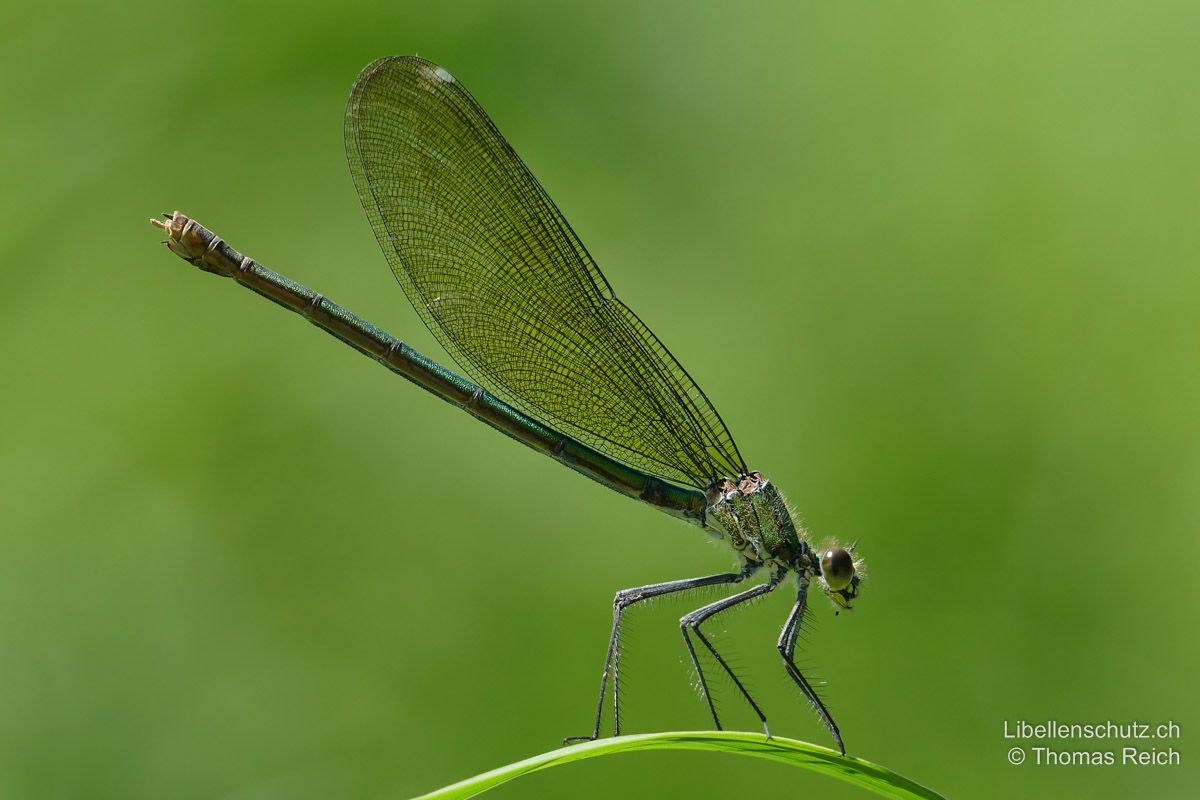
[345,55,746,488]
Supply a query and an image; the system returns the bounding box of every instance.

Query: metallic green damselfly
[152,56,865,754]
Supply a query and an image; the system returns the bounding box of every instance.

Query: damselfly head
[819,542,865,610]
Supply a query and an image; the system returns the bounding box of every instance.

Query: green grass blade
[410,731,946,800]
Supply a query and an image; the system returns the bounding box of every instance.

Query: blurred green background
[3,1,1197,797]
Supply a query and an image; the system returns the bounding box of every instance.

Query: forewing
[345,56,745,488]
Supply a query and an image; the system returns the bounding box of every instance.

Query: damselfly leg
[564,560,760,744]
[778,582,845,754]
[680,564,787,737]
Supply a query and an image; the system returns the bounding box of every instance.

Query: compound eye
[821,547,855,591]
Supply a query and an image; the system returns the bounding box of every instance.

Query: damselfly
[151,56,865,754]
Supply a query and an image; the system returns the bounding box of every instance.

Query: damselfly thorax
[706,472,863,608]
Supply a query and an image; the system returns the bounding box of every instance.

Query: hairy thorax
[705,472,815,573]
